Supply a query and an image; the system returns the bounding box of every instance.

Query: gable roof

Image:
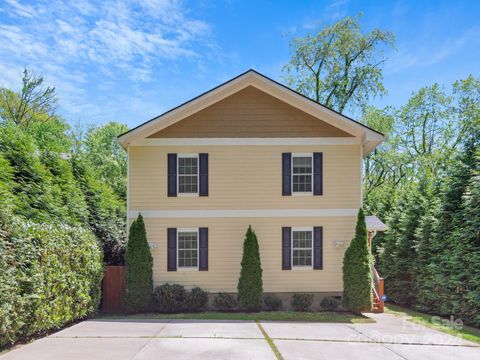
[117,69,384,154]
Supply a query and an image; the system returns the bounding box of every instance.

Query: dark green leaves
[342,208,373,312]
[124,214,153,313]
[237,225,263,311]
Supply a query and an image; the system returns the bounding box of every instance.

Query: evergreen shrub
[237,225,263,311]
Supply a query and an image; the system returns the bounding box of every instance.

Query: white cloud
[301,0,350,30]
[325,0,350,21]
[386,26,480,73]
[3,0,36,18]
[0,0,213,122]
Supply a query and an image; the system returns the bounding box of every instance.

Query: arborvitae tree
[378,205,402,277]
[343,208,373,312]
[454,157,480,326]
[237,225,263,311]
[386,189,425,305]
[414,203,441,312]
[124,214,153,312]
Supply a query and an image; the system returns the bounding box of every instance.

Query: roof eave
[117,69,385,151]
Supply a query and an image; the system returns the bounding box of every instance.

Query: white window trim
[291,227,314,270]
[177,227,199,271]
[291,153,313,195]
[177,154,199,196]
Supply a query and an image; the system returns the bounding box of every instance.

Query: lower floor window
[178,229,198,268]
[292,228,313,267]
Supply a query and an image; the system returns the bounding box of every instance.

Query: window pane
[292,156,312,174]
[178,231,198,268]
[178,157,198,194]
[179,175,198,193]
[292,156,312,192]
[292,230,312,267]
[179,157,198,175]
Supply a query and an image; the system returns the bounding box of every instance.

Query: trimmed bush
[0,219,103,348]
[152,284,187,313]
[342,208,373,312]
[263,294,282,311]
[124,214,153,313]
[185,287,209,312]
[291,293,314,311]
[213,293,237,311]
[237,225,263,311]
[319,296,341,312]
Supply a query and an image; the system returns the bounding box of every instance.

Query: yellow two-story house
[118,69,384,304]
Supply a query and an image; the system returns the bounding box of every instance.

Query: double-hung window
[292,154,313,194]
[178,154,199,195]
[177,229,199,269]
[292,227,313,268]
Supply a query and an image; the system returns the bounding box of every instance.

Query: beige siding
[129,87,363,292]
[128,144,361,210]
[143,216,355,292]
[148,86,353,138]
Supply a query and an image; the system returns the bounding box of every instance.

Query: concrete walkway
[2,313,479,359]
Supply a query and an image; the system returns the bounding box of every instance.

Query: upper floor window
[177,228,199,269]
[292,154,312,194]
[178,154,198,195]
[292,227,313,268]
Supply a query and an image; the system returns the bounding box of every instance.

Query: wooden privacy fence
[102,266,125,313]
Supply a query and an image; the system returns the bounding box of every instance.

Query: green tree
[283,14,394,112]
[71,155,126,265]
[343,208,372,312]
[83,122,128,200]
[0,69,57,127]
[237,225,263,311]
[124,214,153,312]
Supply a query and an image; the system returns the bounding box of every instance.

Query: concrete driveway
[2,313,479,359]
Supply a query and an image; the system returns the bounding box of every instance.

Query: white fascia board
[118,72,253,147]
[119,71,384,152]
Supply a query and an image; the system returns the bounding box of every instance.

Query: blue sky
[0,0,479,128]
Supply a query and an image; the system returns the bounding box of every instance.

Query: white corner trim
[131,138,361,146]
[127,208,358,219]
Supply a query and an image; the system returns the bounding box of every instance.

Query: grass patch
[386,303,480,344]
[98,311,373,323]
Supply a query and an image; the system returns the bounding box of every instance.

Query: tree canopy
[282,14,479,325]
[282,14,394,113]
[0,69,127,265]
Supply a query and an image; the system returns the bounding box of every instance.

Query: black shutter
[199,153,209,196]
[313,152,323,195]
[313,226,323,270]
[167,154,177,197]
[282,227,292,270]
[199,227,208,271]
[282,153,292,196]
[167,228,177,271]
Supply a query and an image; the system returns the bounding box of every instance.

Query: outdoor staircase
[371,265,384,313]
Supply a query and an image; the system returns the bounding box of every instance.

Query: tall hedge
[0,220,103,347]
[124,214,153,312]
[237,225,263,311]
[343,208,373,312]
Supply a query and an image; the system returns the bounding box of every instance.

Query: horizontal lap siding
[148,86,352,138]
[142,216,355,293]
[129,145,361,210]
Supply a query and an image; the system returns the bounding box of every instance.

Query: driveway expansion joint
[131,319,171,360]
